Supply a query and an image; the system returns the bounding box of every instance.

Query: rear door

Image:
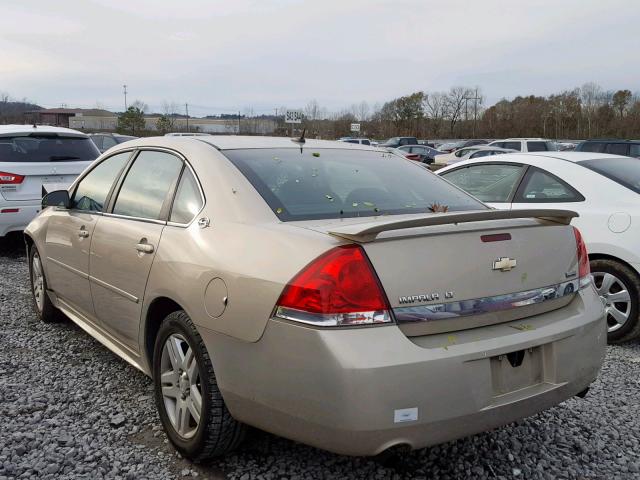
[89,149,184,352]
[44,151,131,319]
[0,134,98,201]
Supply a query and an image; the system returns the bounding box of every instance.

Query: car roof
[491,138,549,141]
[196,135,380,151]
[580,139,640,144]
[0,124,89,137]
[437,152,630,173]
[116,135,382,152]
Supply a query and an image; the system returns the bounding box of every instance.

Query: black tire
[28,245,61,323]
[152,310,246,461]
[590,258,640,344]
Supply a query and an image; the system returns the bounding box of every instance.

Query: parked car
[433,146,516,168]
[418,140,437,148]
[558,142,577,151]
[395,144,442,163]
[437,139,489,153]
[575,139,640,158]
[488,138,558,152]
[90,133,137,153]
[0,124,99,238]
[26,136,604,460]
[338,137,371,145]
[438,151,640,343]
[377,136,418,148]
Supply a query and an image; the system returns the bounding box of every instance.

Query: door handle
[78,229,90,238]
[135,243,154,254]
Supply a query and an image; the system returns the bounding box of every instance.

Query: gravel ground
[1,234,639,479]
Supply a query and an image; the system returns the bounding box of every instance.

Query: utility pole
[238,111,241,134]
[185,103,189,132]
[464,89,481,138]
[123,84,128,111]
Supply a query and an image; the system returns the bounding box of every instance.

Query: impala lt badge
[399,291,454,304]
[493,257,517,272]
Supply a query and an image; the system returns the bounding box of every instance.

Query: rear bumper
[200,286,606,456]
[0,201,41,237]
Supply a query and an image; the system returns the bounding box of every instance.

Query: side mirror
[42,190,70,209]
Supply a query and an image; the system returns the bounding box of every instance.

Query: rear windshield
[0,135,100,162]
[527,141,557,152]
[224,148,485,221]
[579,158,640,194]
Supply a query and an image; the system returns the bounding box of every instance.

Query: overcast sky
[1,0,638,116]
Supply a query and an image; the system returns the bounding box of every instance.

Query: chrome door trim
[89,275,139,303]
[102,212,167,225]
[46,256,89,280]
[394,277,590,324]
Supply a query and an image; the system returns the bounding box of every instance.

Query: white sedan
[438,151,640,343]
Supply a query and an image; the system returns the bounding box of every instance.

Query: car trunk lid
[0,161,91,201]
[295,210,581,336]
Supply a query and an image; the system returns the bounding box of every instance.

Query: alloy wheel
[160,333,202,439]
[31,250,44,313]
[592,271,632,333]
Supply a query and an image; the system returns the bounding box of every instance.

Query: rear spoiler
[328,209,578,243]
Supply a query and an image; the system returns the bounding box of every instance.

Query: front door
[44,151,132,319]
[89,150,184,352]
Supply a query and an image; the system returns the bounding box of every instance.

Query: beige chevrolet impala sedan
[25,136,606,461]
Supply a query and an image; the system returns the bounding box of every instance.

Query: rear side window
[113,151,183,220]
[503,141,521,151]
[515,168,583,202]
[579,158,640,194]
[606,143,629,156]
[91,136,103,150]
[441,164,524,203]
[361,140,371,146]
[72,152,130,211]
[170,169,203,224]
[102,136,118,150]
[224,148,485,221]
[630,144,640,158]
[0,135,100,162]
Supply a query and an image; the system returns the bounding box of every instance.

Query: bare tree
[580,82,602,137]
[424,92,447,137]
[444,87,470,136]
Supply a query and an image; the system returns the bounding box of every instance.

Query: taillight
[405,154,421,161]
[275,245,392,327]
[0,171,25,184]
[573,227,591,287]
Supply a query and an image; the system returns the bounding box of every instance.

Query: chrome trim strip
[89,275,139,303]
[102,212,166,225]
[46,256,89,280]
[394,277,589,323]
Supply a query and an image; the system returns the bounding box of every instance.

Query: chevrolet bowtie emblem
[493,257,517,272]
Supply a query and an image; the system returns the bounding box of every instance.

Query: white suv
[0,125,99,237]
[488,138,558,152]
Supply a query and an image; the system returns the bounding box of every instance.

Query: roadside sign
[350,123,361,132]
[285,110,303,124]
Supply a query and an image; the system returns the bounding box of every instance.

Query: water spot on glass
[374,207,380,212]
[295,179,300,183]
[312,152,320,157]
[363,201,375,207]
[352,202,359,207]
[276,207,283,214]
[325,194,334,201]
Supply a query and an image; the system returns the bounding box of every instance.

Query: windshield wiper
[49,155,82,161]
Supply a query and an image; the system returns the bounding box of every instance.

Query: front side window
[516,168,583,202]
[170,169,203,224]
[224,148,485,221]
[579,142,606,153]
[0,135,100,162]
[527,141,556,152]
[503,141,522,151]
[113,151,183,220]
[440,163,524,203]
[72,152,130,211]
